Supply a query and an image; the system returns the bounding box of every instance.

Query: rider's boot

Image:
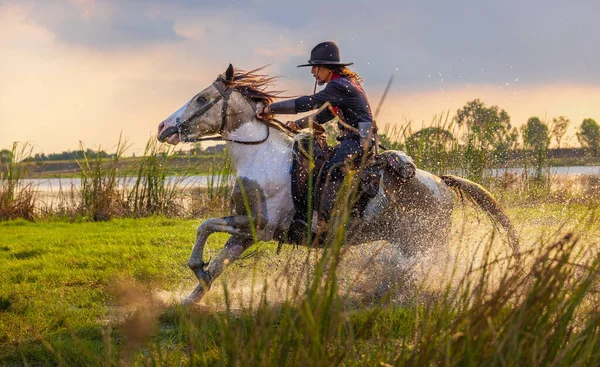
[288,218,310,245]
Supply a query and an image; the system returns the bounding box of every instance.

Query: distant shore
[20,154,229,178]
[19,153,600,179]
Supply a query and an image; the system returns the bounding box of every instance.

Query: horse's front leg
[186,215,253,303]
[188,215,252,281]
[187,234,254,304]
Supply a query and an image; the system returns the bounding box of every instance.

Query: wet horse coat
[157,65,517,303]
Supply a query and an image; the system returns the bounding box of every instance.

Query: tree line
[2,98,599,165]
[20,149,114,162]
[374,98,600,182]
[379,98,599,157]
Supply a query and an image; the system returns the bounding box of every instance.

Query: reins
[162,78,300,146]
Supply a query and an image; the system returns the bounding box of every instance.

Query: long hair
[330,65,364,84]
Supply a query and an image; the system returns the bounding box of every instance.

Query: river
[20,165,600,193]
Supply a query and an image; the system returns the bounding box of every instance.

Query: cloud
[2,0,600,154]
[7,0,600,87]
[231,0,600,88]
[254,36,305,58]
[12,0,185,49]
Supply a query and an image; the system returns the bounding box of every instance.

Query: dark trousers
[319,138,363,222]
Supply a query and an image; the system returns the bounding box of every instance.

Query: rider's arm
[268,98,335,128]
[292,112,328,129]
[269,81,342,125]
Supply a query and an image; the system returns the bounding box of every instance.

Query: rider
[256,41,374,239]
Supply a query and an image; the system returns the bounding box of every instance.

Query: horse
[157,64,519,304]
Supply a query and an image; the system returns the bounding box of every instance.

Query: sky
[1,0,599,155]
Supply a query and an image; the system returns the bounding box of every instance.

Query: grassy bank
[1,202,599,365]
[1,140,232,221]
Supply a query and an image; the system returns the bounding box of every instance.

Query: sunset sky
[1,0,599,155]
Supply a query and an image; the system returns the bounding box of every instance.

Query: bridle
[158,78,270,145]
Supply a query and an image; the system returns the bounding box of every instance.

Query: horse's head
[157,64,276,145]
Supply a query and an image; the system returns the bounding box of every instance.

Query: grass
[0,142,36,221]
[124,138,185,218]
[11,136,229,222]
[0,217,210,364]
[1,128,599,364]
[1,201,599,365]
[77,137,127,221]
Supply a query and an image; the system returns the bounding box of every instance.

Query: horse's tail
[440,174,520,256]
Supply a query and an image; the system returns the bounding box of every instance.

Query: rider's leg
[291,141,309,221]
[288,143,311,244]
[318,139,362,236]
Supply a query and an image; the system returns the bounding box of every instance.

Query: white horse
[157,65,518,303]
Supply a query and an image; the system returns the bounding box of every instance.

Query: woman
[257,41,374,237]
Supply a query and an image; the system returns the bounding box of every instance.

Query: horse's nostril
[158,122,164,131]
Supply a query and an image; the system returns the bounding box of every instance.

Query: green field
[1,201,599,365]
[0,218,197,363]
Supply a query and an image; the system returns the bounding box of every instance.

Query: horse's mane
[221,66,284,106]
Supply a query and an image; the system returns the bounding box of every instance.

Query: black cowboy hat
[297,41,354,67]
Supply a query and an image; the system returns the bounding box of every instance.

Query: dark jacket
[270,75,373,139]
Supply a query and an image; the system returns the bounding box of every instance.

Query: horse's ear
[225,64,234,82]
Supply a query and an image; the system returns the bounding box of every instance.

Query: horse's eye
[196,96,207,104]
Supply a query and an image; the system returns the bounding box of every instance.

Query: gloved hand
[255,105,271,120]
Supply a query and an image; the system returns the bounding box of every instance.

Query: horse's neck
[226,120,293,182]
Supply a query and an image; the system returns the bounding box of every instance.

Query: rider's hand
[285,121,301,130]
[255,105,270,120]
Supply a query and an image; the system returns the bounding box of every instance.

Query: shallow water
[22,175,217,192]
[159,200,599,312]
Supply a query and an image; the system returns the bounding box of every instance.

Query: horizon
[1,0,599,155]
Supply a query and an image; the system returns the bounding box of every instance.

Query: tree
[491,126,519,166]
[521,117,550,182]
[0,149,13,164]
[405,127,456,152]
[454,99,512,182]
[577,118,600,156]
[455,98,512,148]
[405,127,457,174]
[378,133,404,151]
[550,116,570,149]
[521,117,550,151]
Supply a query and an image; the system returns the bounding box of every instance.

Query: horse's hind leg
[187,234,254,304]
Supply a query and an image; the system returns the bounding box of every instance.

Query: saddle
[289,133,416,238]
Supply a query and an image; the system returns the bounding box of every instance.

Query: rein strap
[165,79,303,146]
